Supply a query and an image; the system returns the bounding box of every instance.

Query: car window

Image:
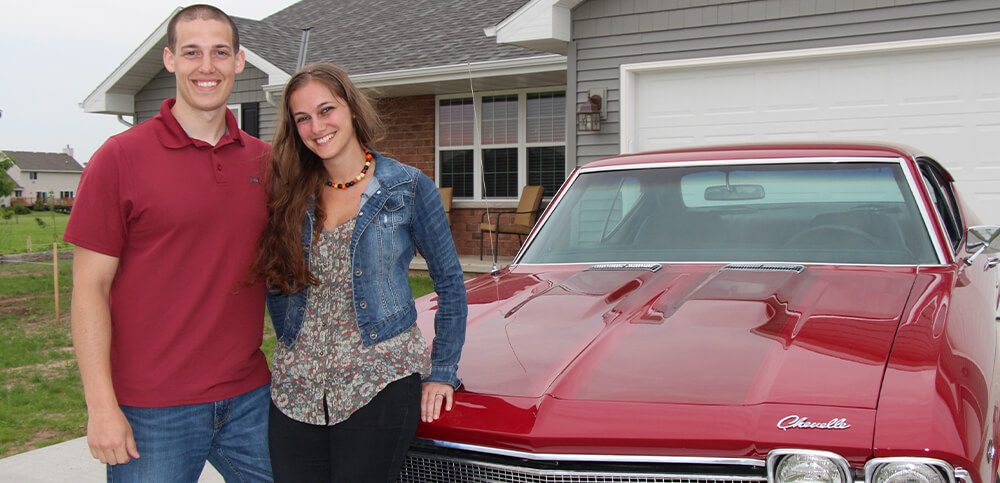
[519,162,939,265]
[918,162,963,250]
[540,175,642,248]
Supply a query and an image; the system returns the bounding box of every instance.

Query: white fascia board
[81,9,178,115]
[618,31,1000,155]
[488,0,582,54]
[243,48,290,87]
[350,55,567,89]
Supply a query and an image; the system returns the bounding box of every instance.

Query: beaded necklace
[324,149,373,189]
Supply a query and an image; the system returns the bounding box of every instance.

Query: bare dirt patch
[0,271,47,279]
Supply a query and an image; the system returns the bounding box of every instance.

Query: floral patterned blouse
[271,217,431,426]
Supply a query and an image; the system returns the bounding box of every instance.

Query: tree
[0,151,16,198]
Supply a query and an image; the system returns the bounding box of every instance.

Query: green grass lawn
[0,259,435,457]
[0,211,72,254]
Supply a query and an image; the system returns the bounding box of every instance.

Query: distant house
[1,147,85,208]
[82,0,1000,255]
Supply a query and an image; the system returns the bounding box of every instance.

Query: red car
[407,143,1000,483]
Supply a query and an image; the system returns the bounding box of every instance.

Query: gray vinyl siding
[134,69,176,123]
[571,0,1000,167]
[259,102,279,143]
[133,65,271,128]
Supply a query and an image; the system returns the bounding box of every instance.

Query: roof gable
[82,11,290,115]
[3,151,84,173]
[487,0,583,54]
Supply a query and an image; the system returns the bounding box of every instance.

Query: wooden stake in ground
[52,243,59,323]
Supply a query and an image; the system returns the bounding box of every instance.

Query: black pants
[269,373,421,483]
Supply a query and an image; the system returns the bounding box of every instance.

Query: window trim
[436,86,567,200]
[227,104,242,129]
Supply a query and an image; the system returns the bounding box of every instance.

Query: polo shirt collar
[154,98,245,150]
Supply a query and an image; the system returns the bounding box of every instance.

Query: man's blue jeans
[108,383,272,482]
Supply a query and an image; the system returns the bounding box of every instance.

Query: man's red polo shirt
[65,99,271,407]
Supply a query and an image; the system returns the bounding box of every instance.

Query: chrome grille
[397,443,767,483]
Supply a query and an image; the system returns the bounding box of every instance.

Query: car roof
[581,142,928,169]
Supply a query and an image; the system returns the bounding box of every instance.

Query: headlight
[767,449,851,483]
[865,458,954,483]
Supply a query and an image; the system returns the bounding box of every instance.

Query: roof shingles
[2,151,84,173]
[237,0,544,76]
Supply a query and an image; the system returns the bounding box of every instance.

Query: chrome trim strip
[902,159,950,264]
[512,260,946,268]
[576,156,902,173]
[414,438,766,467]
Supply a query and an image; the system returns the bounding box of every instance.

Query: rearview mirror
[704,184,765,201]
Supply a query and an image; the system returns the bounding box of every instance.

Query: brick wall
[375,95,436,176]
[375,94,526,258]
[451,208,526,259]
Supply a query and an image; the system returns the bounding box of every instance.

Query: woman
[250,63,467,482]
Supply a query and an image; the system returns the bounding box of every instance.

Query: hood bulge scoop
[459,263,917,409]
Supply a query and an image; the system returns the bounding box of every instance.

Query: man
[65,5,272,481]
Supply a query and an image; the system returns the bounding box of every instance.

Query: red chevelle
[406,143,1000,483]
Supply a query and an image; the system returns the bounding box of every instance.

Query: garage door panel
[631,41,1000,222]
[761,68,822,112]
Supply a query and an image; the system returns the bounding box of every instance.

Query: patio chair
[438,187,453,225]
[479,185,544,260]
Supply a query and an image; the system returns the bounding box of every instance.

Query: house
[496,0,1000,225]
[1,147,85,209]
[82,0,565,257]
[82,0,1000,256]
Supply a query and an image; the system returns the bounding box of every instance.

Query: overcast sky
[0,1,299,165]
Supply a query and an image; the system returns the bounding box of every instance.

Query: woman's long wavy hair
[249,63,384,293]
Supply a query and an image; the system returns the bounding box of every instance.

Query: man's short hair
[167,4,240,52]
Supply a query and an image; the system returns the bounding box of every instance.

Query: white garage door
[623,34,1000,224]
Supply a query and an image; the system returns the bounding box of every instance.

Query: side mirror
[967,225,1000,254]
[964,225,1000,267]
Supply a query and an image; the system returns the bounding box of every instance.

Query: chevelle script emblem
[777,415,851,431]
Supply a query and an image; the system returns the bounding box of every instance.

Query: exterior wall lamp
[576,87,607,132]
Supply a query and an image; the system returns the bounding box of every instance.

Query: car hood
[442,263,920,409]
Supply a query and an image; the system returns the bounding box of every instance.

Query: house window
[437,89,566,200]
[60,191,74,198]
[36,192,46,201]
[28,172,38,180]
[13,190,22,197]
[241,102,260,138]
[438,98,475,197]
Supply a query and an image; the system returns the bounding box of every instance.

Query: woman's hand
[420,382,454,423]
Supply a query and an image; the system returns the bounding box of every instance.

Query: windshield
[519,162,938,265]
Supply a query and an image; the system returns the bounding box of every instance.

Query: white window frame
[228,104,242,129]
[435,86,566,201]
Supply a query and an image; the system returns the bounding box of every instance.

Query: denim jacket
[265,152,468,388]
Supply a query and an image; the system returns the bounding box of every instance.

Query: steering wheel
[786,224,881,247]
